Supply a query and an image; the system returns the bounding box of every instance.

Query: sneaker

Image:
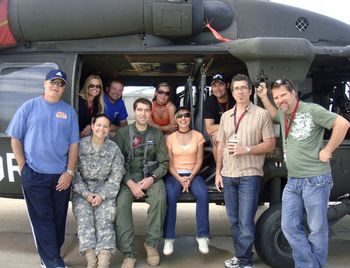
[144,242,160,266]
[224,256,239,268]
[121,257,136,268]
[196,237,209,254]
[163,239,174,256]
[40,259,68,268]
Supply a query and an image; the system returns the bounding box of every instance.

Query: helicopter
[1,0,350,266]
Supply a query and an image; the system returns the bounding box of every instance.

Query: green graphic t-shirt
[274,101,337,178]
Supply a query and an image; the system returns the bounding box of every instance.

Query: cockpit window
[0,63,58,135]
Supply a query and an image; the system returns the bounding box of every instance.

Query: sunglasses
[49,80,65,87]
[176,112,191,119]
[271,79,294,89]
[88,84,102,89]
[157,90,170,96]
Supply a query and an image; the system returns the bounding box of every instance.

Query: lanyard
[233,105,248,134]
[284,100,299,140]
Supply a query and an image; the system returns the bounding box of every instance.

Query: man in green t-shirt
[257,79,349,268]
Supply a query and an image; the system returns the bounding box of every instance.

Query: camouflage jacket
[72,136,125,200]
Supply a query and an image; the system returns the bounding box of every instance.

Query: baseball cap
[45,69,67,85]
[211,73,226,85]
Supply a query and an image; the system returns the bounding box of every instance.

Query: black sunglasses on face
[49,80,66,87]
[176,112,191,119]
[88,84,102,89]
[157,90,170,96]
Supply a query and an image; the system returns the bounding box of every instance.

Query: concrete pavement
[1,198,350,267]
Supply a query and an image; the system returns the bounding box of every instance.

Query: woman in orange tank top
[149,82,177,134]
[162,107,210,256]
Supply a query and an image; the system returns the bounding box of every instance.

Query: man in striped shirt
[215,74,275,268]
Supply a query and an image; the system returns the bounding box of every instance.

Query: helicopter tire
[255,203,294,268]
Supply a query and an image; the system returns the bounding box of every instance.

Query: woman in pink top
[163,107,210,256]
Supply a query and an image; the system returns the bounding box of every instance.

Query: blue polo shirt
[104,94,128,125]
[6,96,80,174]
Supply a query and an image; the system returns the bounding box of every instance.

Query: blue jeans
[223,176,261,267]
[281,173,333,268]
[163,175,210,239]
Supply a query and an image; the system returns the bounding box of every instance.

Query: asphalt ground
[1,198,350,268]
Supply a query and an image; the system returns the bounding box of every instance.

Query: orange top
[166,130,205,171]
[151,100,171,126]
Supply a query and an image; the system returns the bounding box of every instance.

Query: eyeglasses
[176,112,191,119]
[157,90,170,96]
[88,84,102,89]
[49,80,65,87]
[271,79,294,89]
[232,86,250,92]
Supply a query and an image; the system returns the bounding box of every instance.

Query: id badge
[228,134,239,144]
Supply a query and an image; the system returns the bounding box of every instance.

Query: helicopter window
[0,63,58,135]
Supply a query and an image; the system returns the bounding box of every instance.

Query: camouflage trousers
[72,193,117,255]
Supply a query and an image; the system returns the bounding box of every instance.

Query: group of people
[213,74,349,268]
[78,75,128,138]
[5,69,209,268]
[5,68,349,268]
[78,76,178,139]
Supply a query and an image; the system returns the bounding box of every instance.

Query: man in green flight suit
[115,98,169,268]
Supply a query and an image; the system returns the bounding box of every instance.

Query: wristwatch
[66,169,74,176]
[246,146,251,154]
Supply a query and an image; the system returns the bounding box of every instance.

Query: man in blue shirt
[104,79,128,136]
[6,69,80,268]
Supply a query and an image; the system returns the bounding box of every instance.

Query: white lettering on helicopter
[7,153,19,182]
[0,153,19,182]
[0,156,3,181]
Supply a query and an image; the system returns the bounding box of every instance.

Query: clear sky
[271,0,350,25]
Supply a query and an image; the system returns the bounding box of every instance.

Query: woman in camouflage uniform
[72,114,125,268]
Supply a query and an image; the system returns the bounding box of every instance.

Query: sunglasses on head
[271,79,294,89]
[88,84,102,89]
[157,90,170,96]
[176,112,191,119]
